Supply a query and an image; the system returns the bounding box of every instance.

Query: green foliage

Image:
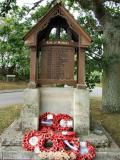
[49,28,68,41]
[104,1,120,18]
[77,11,103,89]
[31,5,50,22]
[0,5,31,79]
[0,0,16,17]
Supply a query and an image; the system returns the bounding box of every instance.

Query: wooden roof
[24,3,91,46]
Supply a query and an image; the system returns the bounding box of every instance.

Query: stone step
[0,119,110,148]
[0,146,120,160]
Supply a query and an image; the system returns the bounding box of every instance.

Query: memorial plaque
[39,42,75,84]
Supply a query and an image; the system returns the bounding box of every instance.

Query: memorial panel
[39,42,75,85]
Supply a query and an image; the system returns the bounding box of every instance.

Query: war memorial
[0,3,120,160]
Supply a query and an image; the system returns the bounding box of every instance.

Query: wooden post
[29,46,37,88]
[56,26,60,40]
[67,28,72,41]
[77,37,86,89]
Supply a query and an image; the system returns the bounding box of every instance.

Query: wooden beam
[30,46,37,84]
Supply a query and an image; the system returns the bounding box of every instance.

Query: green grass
[91,97,120,147]
[0,105,23,134]
[0,81,27,90]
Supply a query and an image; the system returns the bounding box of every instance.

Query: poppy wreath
[55,113,73,131]
[63,138,80,155]
[40,126,50,133]
[38,133,58,152]
[39,112,57,130]
[53,131,76,143]
[51,132,75,151]
[62,131,76,137]
[77,142,96,160]
[22,112,96,160]
[22,130,40,151]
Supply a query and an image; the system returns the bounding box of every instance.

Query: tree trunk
[102,21,120,112]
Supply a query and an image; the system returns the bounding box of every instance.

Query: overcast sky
[17,0,79,18]
[17,0,47,7]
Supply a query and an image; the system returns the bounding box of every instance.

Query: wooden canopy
[24,3,92,88]
[24,3,91,47]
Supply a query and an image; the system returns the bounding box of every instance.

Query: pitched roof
[24,3,91,45]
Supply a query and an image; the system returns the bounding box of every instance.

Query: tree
[69,0,120,112]
[0,0,16,17]
[0,5,31,79]
[77,11,103,90]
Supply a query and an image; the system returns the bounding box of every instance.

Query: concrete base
[1,87,119,159]
[22,87,90,134]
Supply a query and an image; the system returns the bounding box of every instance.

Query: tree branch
[30,0,56,11]
[30,0,45,10]
[75,0,106,26]
[92,0,106,26]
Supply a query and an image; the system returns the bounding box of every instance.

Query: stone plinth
[74,89,90,135]
[40,87,74,115]
[21,87,90,134]
[21,88,40,132]
[0,112,119,160]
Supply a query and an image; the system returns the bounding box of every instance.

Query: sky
[17,0,47,7]
[17,0,79,18]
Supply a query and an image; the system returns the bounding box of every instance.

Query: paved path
[0,91,24,107]
[90,87,102,98]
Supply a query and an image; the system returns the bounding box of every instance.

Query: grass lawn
[0,99,120,147]
[91,97,120,147]
[0,81,27,90]
[0,105,23,134]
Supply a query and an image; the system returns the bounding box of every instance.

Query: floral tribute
[22,112,96,160]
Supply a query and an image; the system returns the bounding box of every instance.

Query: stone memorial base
[0,147,120,160]
[0,119,120,160]
[0,87,120,159]
[22,87,90,135]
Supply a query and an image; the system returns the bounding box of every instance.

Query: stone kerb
[21,88,40,132]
